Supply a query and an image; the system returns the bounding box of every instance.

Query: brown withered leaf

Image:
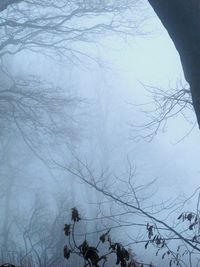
[71,207,81,222]
[64,224,71,236]
[64,245,71,260]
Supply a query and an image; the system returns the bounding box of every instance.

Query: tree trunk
[148,0,200,127]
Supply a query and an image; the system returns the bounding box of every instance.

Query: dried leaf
[64,245,71,260]
[64,224,71,236]
[71,207,81,222]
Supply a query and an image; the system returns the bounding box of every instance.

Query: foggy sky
[2,2,200,266]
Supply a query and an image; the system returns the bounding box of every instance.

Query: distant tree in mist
[0,0,142,61]
[0,192,75,267]
[0,0,145,231]
[0,0,144,155]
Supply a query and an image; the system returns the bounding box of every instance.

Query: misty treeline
[0,1,200,267]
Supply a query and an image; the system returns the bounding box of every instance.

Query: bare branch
[130,81,196,141]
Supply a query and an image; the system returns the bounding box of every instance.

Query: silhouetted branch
[0,0,144,62]
[131,81,195,141]
[54,157,200,266]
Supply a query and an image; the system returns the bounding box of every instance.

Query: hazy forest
[1,1,200,267]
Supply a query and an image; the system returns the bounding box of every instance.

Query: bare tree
[0,68,83,162]
[0,0,146,156]
[0,191,75,267]
[0,0,143,61]
[55,157,200,267]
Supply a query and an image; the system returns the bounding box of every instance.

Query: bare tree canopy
[0,0,142,61]
[148,0,200,129]
[0,0,144,157]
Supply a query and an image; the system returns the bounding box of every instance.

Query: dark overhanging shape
[148,0,200,128]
